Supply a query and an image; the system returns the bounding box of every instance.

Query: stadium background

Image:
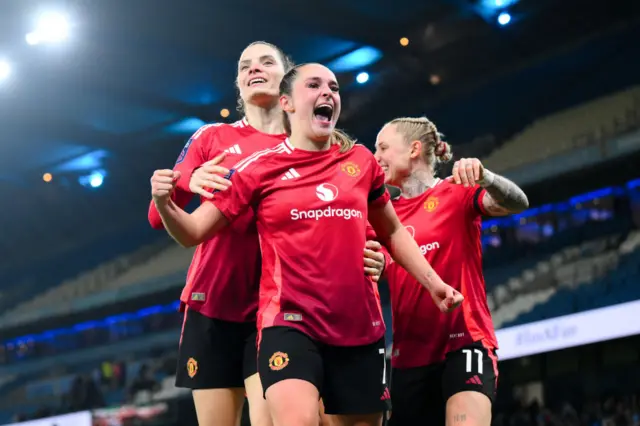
[1,0,640,424]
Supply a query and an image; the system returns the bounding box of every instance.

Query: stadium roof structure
[0,0,639,270]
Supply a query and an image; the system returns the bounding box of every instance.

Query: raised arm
[368,201,463,312]
[151,169,229,247]
[148,125,228,228]
[152,150,261,247]
[451,157,529,216]
[148,188,194,229]
[149,155,233,229]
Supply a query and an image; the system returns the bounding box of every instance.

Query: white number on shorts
[462,348,484,374]
[379,348,387,385]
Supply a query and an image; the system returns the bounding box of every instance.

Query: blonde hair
[330,128,356,153]
[280,64,355,153]
[386,116,452,172]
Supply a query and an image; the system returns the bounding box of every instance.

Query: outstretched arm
[368,201,463,312]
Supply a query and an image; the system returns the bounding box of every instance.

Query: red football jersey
[210,140,390,346]
[147,118,287,323]
[385,179,498,368]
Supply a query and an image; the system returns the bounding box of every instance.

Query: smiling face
[374,123,418,185]
[279,63,341,142]
[236,43,287,108]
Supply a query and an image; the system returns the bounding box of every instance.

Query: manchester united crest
[340,161,361,177]
[269,351,290,371]
[186,357,198,378]
[424,196,439,212]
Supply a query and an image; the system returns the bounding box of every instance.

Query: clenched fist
[430,283,464,313]
[450,157,485,188]
[151,169,182,203]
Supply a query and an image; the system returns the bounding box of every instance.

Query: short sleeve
[465,185,488,217]
[368,156,390,208]
[207,167,260,224]
[173,125,219,192]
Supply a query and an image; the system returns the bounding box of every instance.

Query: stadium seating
[0,225,163,314]
[498,230,640,327]
[0,238,179,328]
[491,233,622,327]
[482,85,640,173]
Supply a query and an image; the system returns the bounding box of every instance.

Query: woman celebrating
[147,42,385,426]
[151,63,462,426]
[374,116,529,426]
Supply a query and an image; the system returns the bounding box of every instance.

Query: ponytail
[330,129,356,153]
[434,140,453,163]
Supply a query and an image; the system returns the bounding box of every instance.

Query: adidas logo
[465,375,483,386]
[380,387,391,401]
[281,168,301,180]
[224,144,242,155]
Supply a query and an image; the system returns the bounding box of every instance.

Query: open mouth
[248,77,267,87]
[313,104,333,123]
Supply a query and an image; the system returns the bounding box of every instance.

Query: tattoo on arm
[481,170,529,214]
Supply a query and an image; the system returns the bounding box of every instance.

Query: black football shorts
[258,326,389,415]
[175,307,258,389]
[389,341,498,426]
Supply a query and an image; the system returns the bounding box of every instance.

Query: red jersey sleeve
[147,190,194,229]
[368,154,390,208]
[465,184,488,218]
[207,167,260,224]
[173,125,218,191]
[147,125,219,229]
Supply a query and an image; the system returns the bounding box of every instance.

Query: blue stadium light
[89,172,104,188]
[327,46,383,73]
[480,0,518,12]
[627,178,640,190]
[55,149,109,173]
[165,117,207,135]
[4,301,181,347]
[481,183,629,232]
[498,12,512,26]
[0,59,10,82]
[79,170,106,188]
[356,72,370,84]
[26,12,70,46]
